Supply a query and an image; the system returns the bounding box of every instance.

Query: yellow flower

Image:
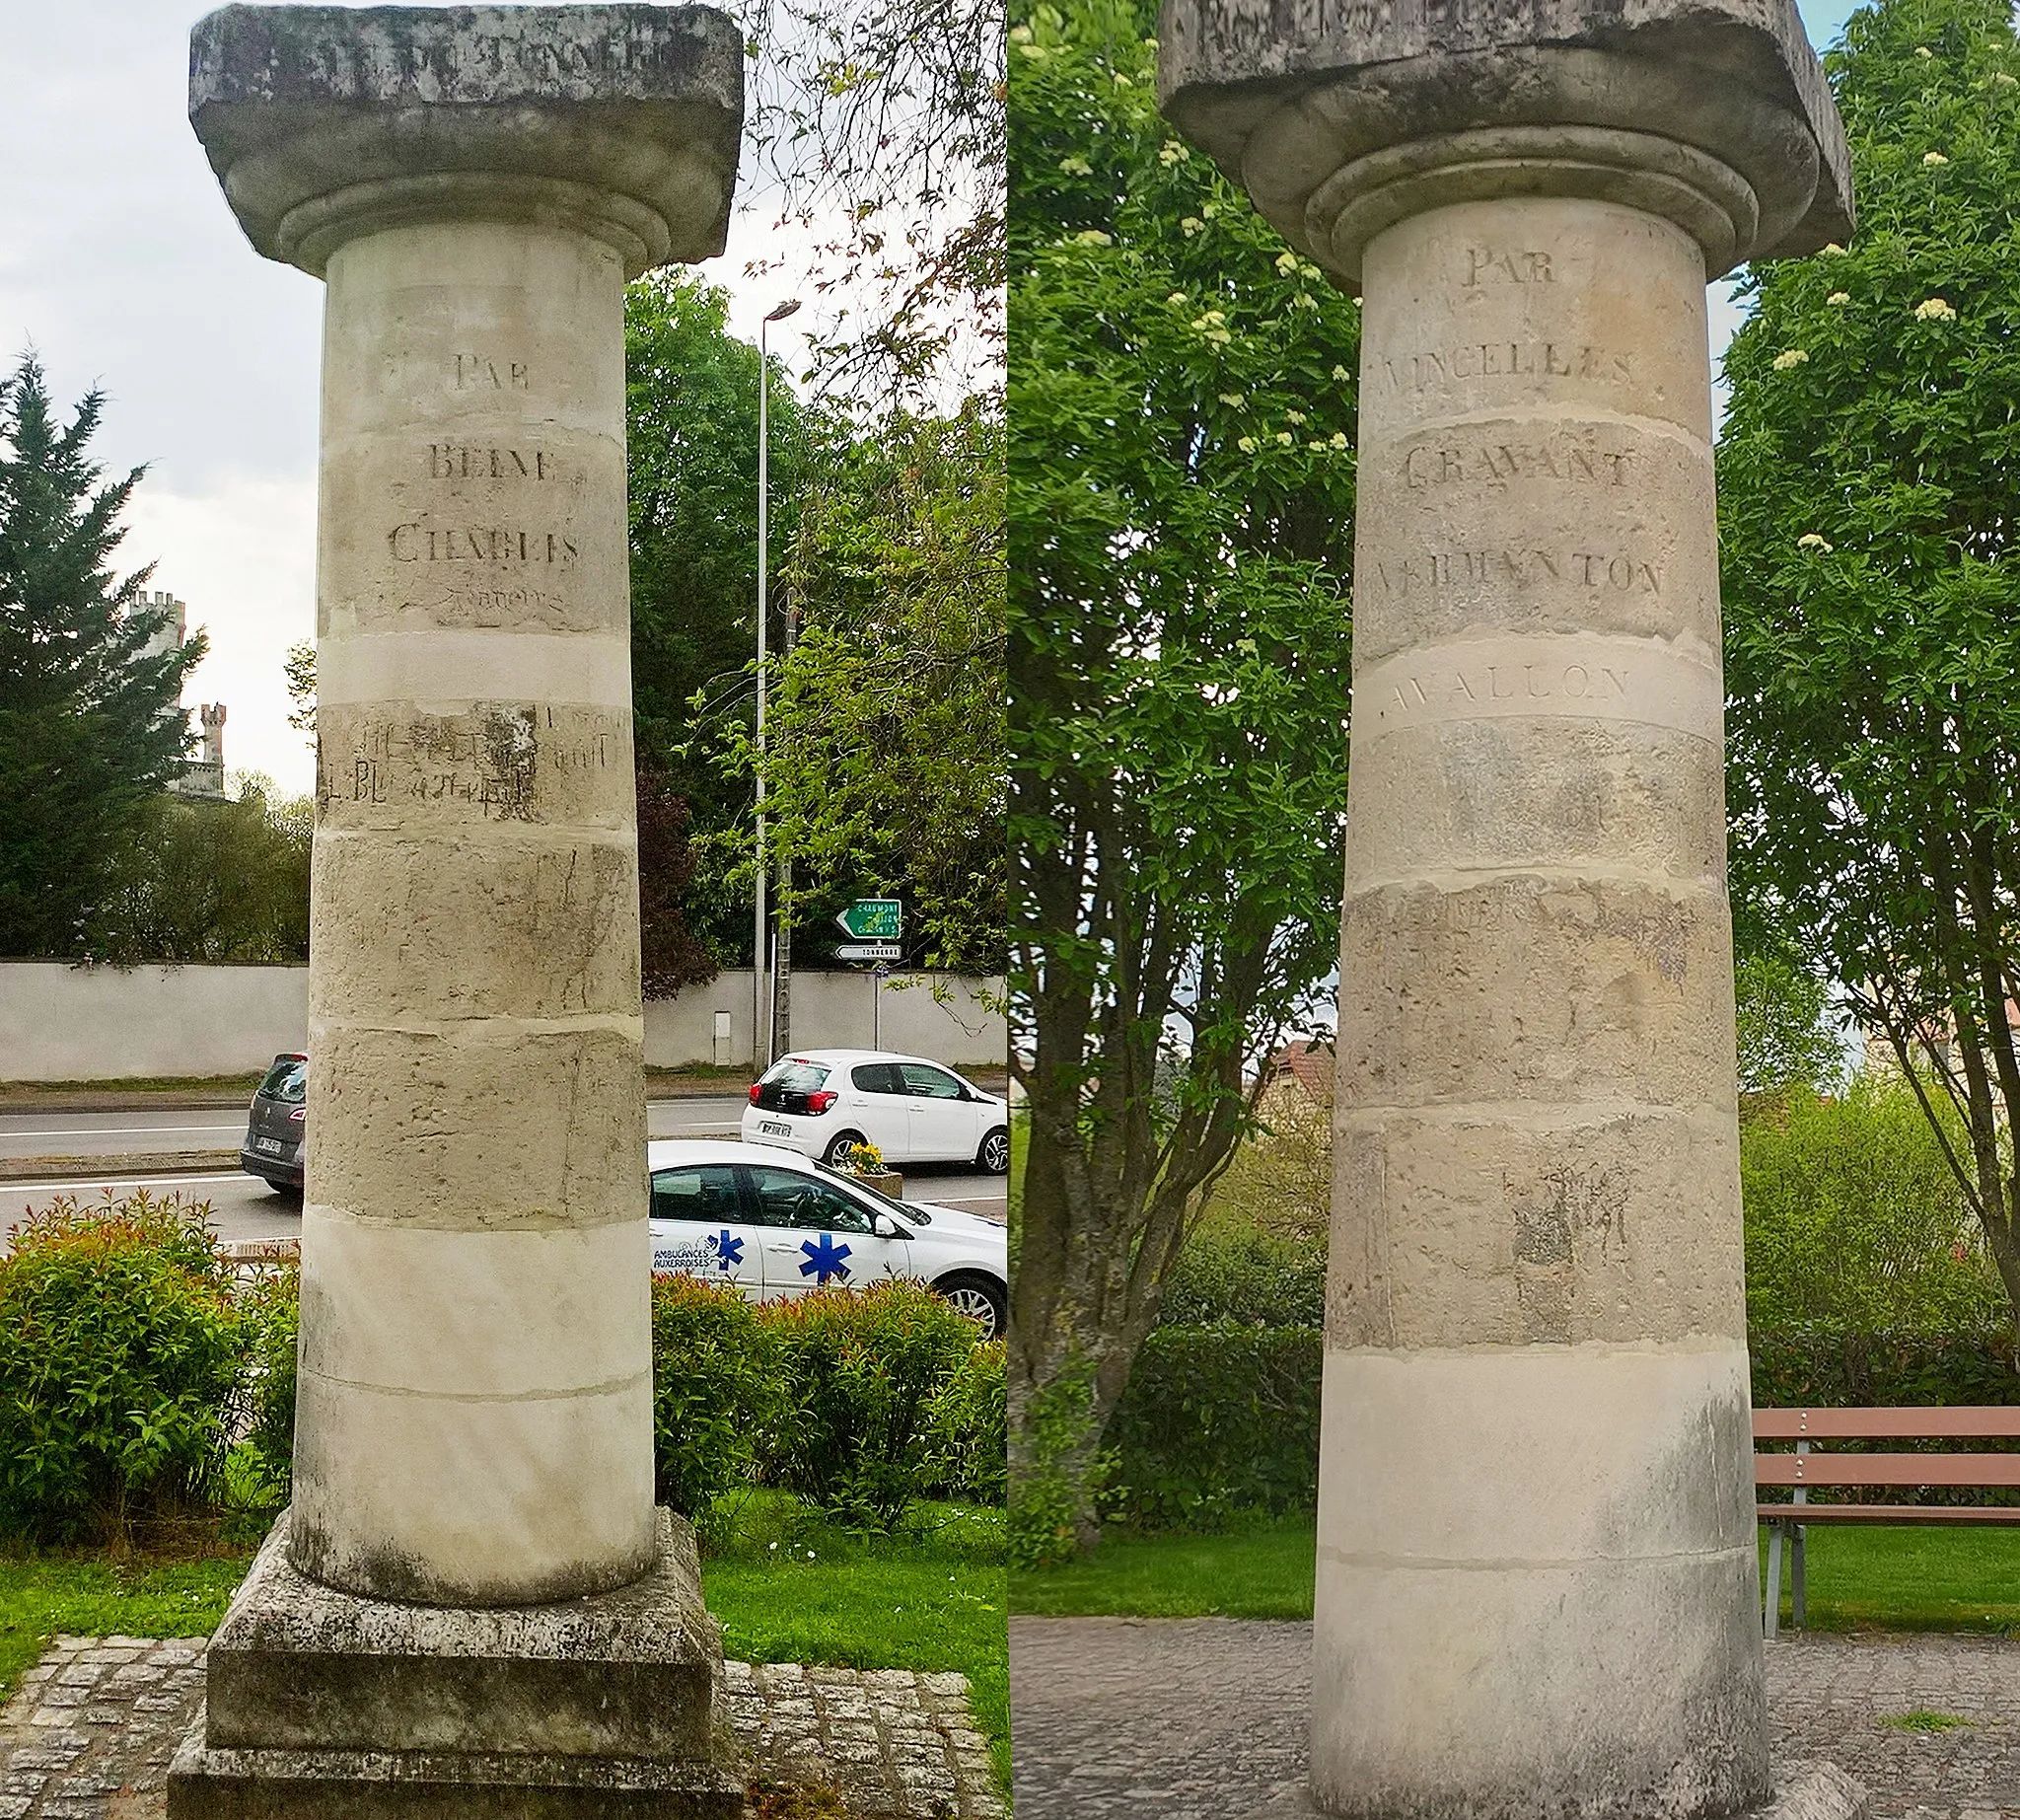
[1180,217,1203,237]
[1915,44,1933,57]
[1331,365,1351,382]
[1237,436,1260,454]
[1822,242,1847,255]
[1275,432,1293,446]
[1274,251,1299,274]
[1997,72,2018,88]
[1330,432,1349,449]
[1058,156,1093,176]
[1797,533,1834,552]
[1159,142,1188,167]
[1285,409,1307,425]
[1771,348,1809,370]
[1827,291,1851,305]
[1924,151,1951,166]
[1914,296,1958,321]
[1168,292,1189,306]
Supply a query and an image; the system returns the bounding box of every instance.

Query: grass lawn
[1013,1512,2020,1641]
[702,1491,1009,1792]
[1761,1523,2020,1632]
[0,1550,252,1699]
[0,1492,1010,1797]
[1011,1513,1317,1620]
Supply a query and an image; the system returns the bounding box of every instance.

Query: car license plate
[253,1136,285,1156]
[760,1121,792,1136]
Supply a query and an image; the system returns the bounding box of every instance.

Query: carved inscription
[455,355,529,390]
[430,445,556,480]
[1368,343,1634,396]
[320,704,623,821]
[1381,661,1628,716]
[1372,548,1660,596]
[389,525,580,564]
[1465,248,1553,286]
[1402,439,1630,490]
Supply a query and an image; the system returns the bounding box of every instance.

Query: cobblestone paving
[0,1636,1002,1819]
[1010,1616,2020,1820]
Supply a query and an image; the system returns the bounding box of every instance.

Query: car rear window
[759,1058,831,1093]
[259,1058,307,1104]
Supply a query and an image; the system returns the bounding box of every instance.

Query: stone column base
[167,1506,743,1819]
[1244,1761,1869,1820]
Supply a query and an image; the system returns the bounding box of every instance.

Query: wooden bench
[1755,1407,2020,1638]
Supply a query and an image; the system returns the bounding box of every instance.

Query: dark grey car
[241,1052,307,1195]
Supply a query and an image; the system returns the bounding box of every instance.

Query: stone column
[1159,8,1852,1817]
[175,9,744,1813]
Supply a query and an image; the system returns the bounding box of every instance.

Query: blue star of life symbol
[711,1230,744,1272]
[799,1232,852,1283]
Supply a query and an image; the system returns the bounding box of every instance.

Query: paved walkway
[0,1635,1002,1819]
[1010,1616,2020,1820]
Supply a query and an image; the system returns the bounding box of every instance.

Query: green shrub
[239,1264,300,1502]
[1742,1074,2006,1332]
[651,1274,778,1529]
[0,1191,245,1545]
[924,1339,1007,1503]
[1006,1350,1109,1568]
[1159,1227,1326,1329]
[759,1279,979,1529]
[1103,1322,1322,1531]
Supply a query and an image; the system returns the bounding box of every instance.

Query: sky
[0,0,1857,798]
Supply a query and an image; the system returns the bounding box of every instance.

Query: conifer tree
[0,354,197,956]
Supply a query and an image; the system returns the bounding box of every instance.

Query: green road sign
[835,899,902,940]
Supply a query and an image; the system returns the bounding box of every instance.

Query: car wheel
[822,1129,869,1168]
[935,1274,1005,1341]
[975,1127,1010,1175]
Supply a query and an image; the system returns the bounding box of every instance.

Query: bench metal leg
[1765,1519,1783,1640]
[1792,1524,1807,1631]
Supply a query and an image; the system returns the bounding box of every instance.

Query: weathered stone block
[186,1509,721,1762]
[1157,0,1852,283]
[188,4,743,276]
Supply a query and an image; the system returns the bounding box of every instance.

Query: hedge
[0,1197,1007,1546]
[1102,1321,2020,1532]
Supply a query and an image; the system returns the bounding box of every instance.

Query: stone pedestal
[1158,5,1855,1818]
[177,6,742,1811]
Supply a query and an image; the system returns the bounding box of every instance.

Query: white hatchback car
[647,1139,1009,1338]
[740,1049,1010,1174]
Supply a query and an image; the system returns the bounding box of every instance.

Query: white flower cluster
[1924,151,1951,167]
[1058,156,1093,177]
[1070,229,1111,247]
[1771,349,1810,370]
[1797,533,1834,552]
[1914,297,1958,321]
[1159,142,1189,167]
[1827,291,1851,305]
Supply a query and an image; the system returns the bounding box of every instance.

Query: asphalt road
[0,1096,754,1161]
[0,1151,1007,1249]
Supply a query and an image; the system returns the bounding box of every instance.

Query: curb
[0,1149,244,1186]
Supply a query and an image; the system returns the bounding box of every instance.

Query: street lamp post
[754,297,800,1075]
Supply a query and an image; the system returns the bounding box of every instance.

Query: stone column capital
[1156,0,1853,284]
[188,4,744,278]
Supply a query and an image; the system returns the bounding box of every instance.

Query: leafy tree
[636,751,716,998]
[626,272,820,965]
[0,354,196,958]
[722,400,1006,972]
[283,639,315,743]
[1008,0,1358,1557]
[86,776,310,965]
[1741,1072,2006,1333]
[1736,946,1847,1102]
[748,0,1005,402]
[1718,0,2020,1315]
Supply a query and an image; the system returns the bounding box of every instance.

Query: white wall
[644,970,1005,1071]
[0,961,1004,1081]
[0,961,308,1082]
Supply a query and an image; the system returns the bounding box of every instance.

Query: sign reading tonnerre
[834,899,902,940]
[836,942,902,962]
